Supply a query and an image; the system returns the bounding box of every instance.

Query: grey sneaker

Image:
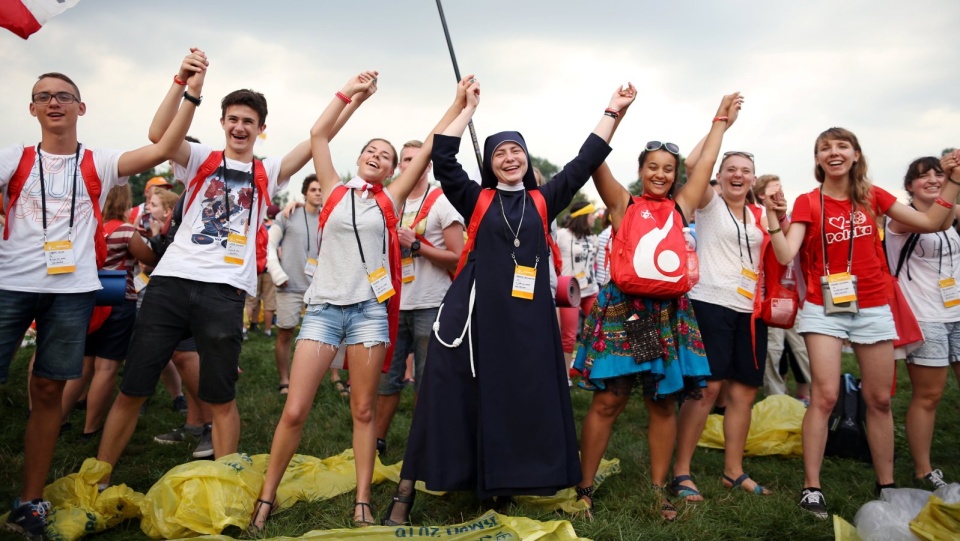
[172,395,188,414]
[193,424,214,458]
[154,424,203,445]
[920,469,948,490]
[5,498,51,540]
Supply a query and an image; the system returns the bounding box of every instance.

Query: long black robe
[399,132,611,498]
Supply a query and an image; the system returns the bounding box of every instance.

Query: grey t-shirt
[268,206,319,293]
[304,189,397,306]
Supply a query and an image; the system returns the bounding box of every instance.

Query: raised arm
[592,162,631,230]
[674,92,743,219]
[310,71,378,198]
[385,76,473,203]
[118,55,206,177]
[764,189,805,264]
[279,94,365,182]
[886,150,960,232]
[147,48,208,167]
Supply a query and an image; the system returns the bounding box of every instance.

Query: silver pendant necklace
[497,191,525,248]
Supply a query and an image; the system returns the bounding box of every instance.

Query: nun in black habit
[383,77,638,525]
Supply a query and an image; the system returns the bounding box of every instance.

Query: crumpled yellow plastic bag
[37,457,145,541]
[697,395,805,456]
[910,494,960,540]
[169,511,589,541]
[833,515,863,541]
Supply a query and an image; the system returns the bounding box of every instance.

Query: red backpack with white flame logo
[609,195,692,299]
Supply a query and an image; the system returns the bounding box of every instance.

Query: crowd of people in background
[1,46,959,540]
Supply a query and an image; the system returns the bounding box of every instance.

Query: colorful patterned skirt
[574,282,710,400]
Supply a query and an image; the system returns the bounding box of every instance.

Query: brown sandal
[247,498,274,535]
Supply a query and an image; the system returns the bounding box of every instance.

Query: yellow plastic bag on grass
[698,395,805,456]
[41,457,144,541]
[140,453,264,539]
[833,515,863,541]
[171,511,590,541]
[273,449,392,511]
[910,494,960,540]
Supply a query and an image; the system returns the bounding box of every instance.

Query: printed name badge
[512,265,537,300]
[827,272,857,304]
[939,278,960,308]
[368,267,396,303]
[576,271,588,288]
[304,257,318,278]
[224,233,247,265]
[44,240,76,275]
[402,257,416,283]
[737,267,759,300]
[134,272,151,293]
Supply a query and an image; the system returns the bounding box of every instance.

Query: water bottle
[781,262,797,292]
[682,227,699,286]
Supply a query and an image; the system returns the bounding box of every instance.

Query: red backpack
[746,205,798,329]
[609,195,691,299]
[455,188,562,278]
[181,151,270,274]
[4,146,107,268]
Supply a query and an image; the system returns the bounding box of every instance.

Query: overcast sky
[2,1,958,206]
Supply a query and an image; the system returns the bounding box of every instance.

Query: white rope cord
[432,280,477,377]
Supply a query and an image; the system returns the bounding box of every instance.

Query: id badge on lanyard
[225,233,247,265]
[134,271,150,292]
[44,240,76,274]
[512,265,537,300]
[736,267,759,300]
[304,257,318,278]
[401,257,415,283]
[369,267,396,303]
[939,277,960,308]
[827,272,858,304]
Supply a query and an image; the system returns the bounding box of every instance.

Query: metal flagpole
[435,0,483,172]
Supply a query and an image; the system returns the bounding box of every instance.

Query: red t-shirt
[792,185,897,308]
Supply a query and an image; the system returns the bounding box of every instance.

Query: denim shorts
[0,289,96,381]
[797,302,898,344]
[906,320,960,367]
[298,298,390,347]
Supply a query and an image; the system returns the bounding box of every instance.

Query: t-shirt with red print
[792,185,897,309]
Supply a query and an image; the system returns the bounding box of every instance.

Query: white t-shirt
[0,145,125,293]
[399,188,463,310]
[689,195,764,313]
[304,187,398,306]
[152,143,286,296]
[596,225,612,287]
[885,217,960,322]
[557,228,599,297]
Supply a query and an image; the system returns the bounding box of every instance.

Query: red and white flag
[0,0,80,39]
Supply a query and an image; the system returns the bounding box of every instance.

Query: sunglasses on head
[645,141,680,155]
[722,150,755,162]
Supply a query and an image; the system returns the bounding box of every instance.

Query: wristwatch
[410,239,421,257]
[182,91,202,106]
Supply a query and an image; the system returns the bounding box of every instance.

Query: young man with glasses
[0,55,204,540]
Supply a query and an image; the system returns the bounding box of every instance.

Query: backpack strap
[103,219,125,237]
[455,189,496,278]
[372,189,402,373]
[2,146,38,241]
[410,188,444,243]
[318,184,349,232]
[529,190,563,276]
[79,149,107,268]
[893,233,920,279]
[183,151,225,211]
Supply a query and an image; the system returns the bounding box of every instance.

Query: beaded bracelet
[935,197,954,209]
[713,116,729,123]
[336,91,352,105]
[173,75,187,86]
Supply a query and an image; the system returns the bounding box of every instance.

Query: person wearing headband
[381,79,637,526]
[558,200,600,375]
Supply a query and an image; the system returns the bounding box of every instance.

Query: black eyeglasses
[723,151,755,162]
[645,141,680,155]
[31,92,80,105]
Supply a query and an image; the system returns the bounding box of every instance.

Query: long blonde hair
[814,127,873,214]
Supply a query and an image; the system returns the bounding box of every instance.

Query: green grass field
[1,332,958,540]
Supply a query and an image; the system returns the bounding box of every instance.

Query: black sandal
[353,502,376,527]
[382,486,415,526]
[277,383,289,394]
[333,380,351,397]
[247,498,274,535]
[653,484,677,522]
[575,485,594,520]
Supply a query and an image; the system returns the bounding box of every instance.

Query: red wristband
[336,91,352,105]
[935,197,954,209]
[713,116,729,123]
[173,75,187,86]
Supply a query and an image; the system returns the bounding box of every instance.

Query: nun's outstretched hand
[465,78,480,109]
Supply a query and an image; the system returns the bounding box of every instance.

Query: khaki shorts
[245,272,277,312]
[276,290,306,329]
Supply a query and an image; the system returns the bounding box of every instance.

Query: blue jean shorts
[906,320,960,367]
[797,302,898,344]
[298,298,390,347]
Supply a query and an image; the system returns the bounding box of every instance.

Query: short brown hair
[753,174,780,202]
[151,186,180,213]
[221,89,267,127]
[301,174,319,195]
[34,72,81,100]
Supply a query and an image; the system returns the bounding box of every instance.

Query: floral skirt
[573,282,710,400]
